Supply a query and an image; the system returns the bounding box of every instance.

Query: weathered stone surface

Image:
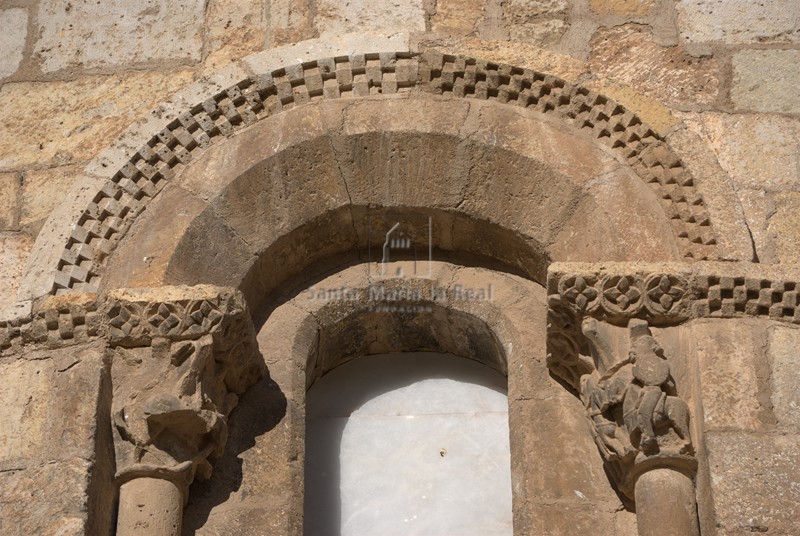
[510,397,624,503]
[460,144,581,260]
[183,307,305,535]
[520,500,624,536]
[705,432,800,535]
[502,0,569,45]
[666,125,754,262]
[467,99,622,184]
[0,8,27,80]
[82,62,252,180]
[33,0,205,73]
[0,172,21,231]
[635,469,699,536]
[583,78,680,135]
[768,325,800,430]
[550,168,682,262]
[190,506,299,536]
[203,0,267,74]
[0,458,91,536]
[431,0,484,35]
[175,102,339,202]
[692,319,775,432]
[314,0,426,37]
[767,192,800,267]
[0,232,32,304]
[0,70,194,172]
[737,189,775,263]
[590,24,720,108]
[732,49,800,114]
[589,0,655,17]
[164,208,257,290]
[674,113,800,262]
[209,135,348,255]
[117,478,184,536]
[676,0,800,45]
[415,35,589,81]
[20,166,80,237]
[15,175,105,302]
[102,185,209,290]
[0,344,105,465]
[244,31,412,75]
[678,112,800,191]
[267,0,315,46]
[0,359,50,462]
[334,98,471,208]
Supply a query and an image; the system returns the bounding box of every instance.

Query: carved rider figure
[582,318,692,461]
[622,321,692,455]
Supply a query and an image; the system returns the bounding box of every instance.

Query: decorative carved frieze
[552,262,799,326]
[106,286,265,497]
[0,285,265,499]
[51,52,718,295]
[0,294,100,355]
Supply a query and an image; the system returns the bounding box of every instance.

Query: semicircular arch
[21,50,728,302]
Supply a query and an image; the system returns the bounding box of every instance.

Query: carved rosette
[107,285,265,498]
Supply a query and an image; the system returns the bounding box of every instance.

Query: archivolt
[45,52,717,296]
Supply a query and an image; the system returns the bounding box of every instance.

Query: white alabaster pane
[305,352,513,536]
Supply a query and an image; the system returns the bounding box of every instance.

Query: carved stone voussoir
[107,285,266,497]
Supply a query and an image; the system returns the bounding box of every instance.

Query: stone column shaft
[634,469,699,536]
[117,478,183,536]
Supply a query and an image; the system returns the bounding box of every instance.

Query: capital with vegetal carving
[105,285,265,499]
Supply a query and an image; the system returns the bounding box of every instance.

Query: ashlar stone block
[0,8,27,80]
[732,50,800,114]
[677,0,800,45]
[705,432,800,535]
[34,0,206,73]
[314,0,425,37]
[768,325,800,429]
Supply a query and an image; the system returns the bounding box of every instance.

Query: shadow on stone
[181,373,288,534]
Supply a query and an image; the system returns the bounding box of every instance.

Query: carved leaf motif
[546,295,594,389]
[145,302,183,336]
[108,303,142,339]
[108,287,265,492]
[184,299,224,336]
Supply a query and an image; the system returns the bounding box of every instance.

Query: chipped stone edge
[17,175,108,303]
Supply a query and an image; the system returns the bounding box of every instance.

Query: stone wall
[1,1,799,306]
[0,2,799,535]
[691,319,800,535]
